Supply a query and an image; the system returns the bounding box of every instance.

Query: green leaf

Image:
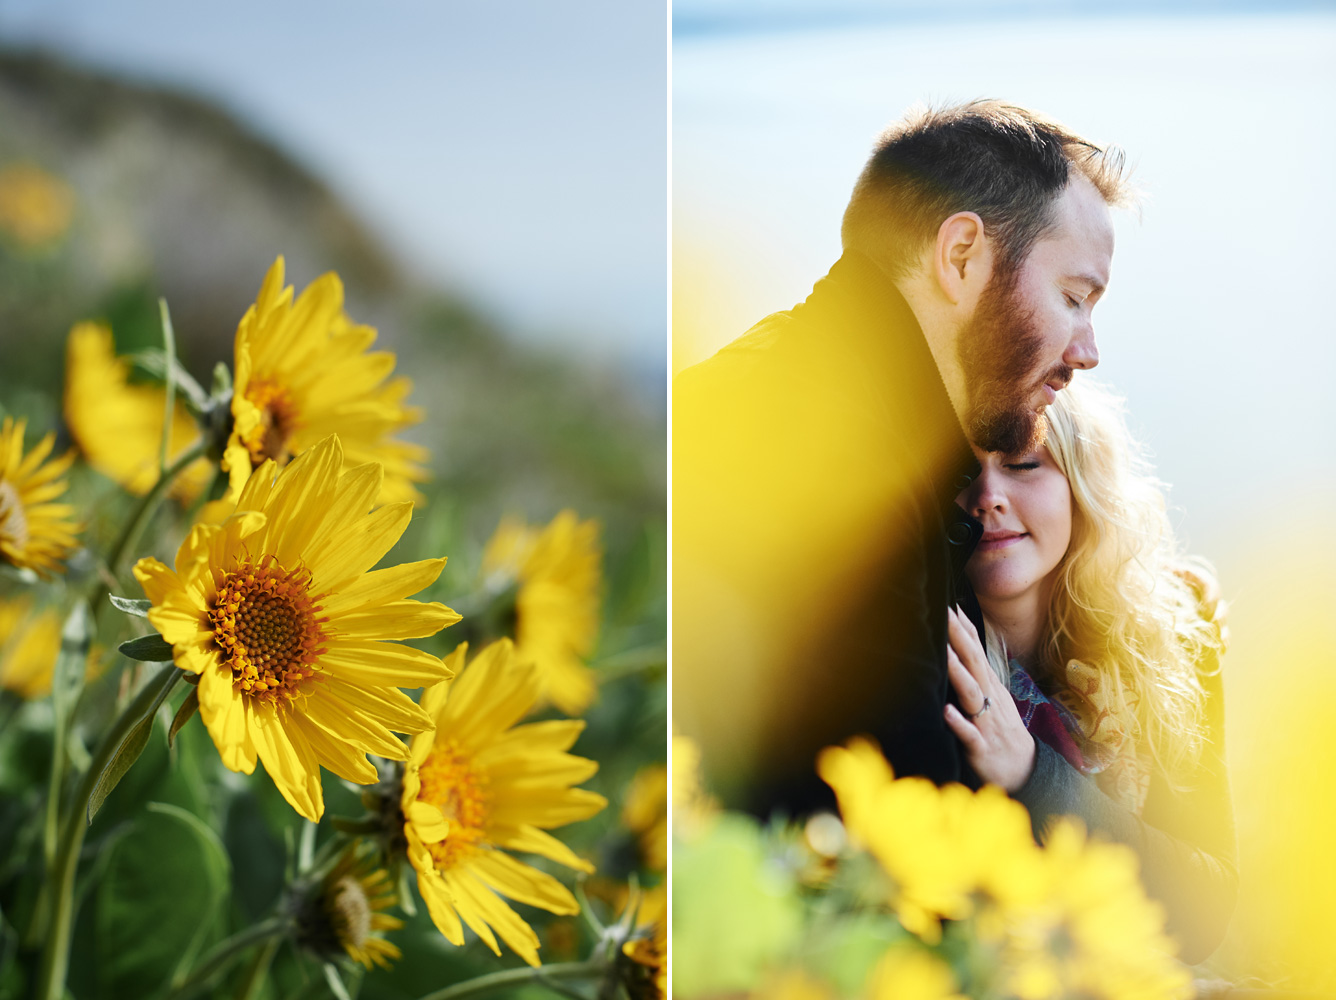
[109,595,152,618]
[168,688,199,748]
[146,802,232,987]
[86,708,157,823]
[95,801,231,997]
[118,633,175,662]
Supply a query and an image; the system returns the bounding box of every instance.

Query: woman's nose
[966,475,1007,517]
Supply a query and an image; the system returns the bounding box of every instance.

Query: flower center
[417,740,491,870]
[0,479,28,552]
[209,558,328,705]
[325,874,372,949]
[241,379,300,465]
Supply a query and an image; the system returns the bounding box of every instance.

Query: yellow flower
[0,163,74,247]
[222,257,427,508]
[296,848,403,970]
[864,946,966,1000]
[820,739,1191,1000]
[402,639,607,966]
[481,510,601,714]
[623,764,668,872]
[819,738,1042,941]
[0,596,61,698]
[622,884,667,1000]
[64,323,213,502]
[998,819,1192,1000]
[133,435,458,821]
[0,417,80,576]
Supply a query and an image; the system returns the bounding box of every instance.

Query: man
[673,100,1129,815]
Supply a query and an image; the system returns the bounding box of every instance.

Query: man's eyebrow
[1069,272,1107,294]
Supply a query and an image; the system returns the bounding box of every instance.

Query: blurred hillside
[0,47,665,552]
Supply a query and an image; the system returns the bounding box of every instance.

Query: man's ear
[933,211,991,305]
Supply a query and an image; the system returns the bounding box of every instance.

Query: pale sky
[0,0,667,368]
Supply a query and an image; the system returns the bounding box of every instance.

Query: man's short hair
[841,99,1132,280]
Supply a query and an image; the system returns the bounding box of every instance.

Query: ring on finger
[967,696,991,721]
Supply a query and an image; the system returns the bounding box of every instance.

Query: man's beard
[956,269,1072,455]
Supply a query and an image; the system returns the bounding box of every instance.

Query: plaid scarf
[1008,660,1150,815]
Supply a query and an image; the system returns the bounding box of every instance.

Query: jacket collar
[796,251,981,508]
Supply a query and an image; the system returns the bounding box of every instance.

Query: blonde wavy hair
[987,379,1224,781]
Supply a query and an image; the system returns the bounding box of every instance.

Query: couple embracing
[674,100,1234,963]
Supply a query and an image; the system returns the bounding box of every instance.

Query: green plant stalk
[92,437,211,622]
[416,959,609,1000]
[34,663,183,1000]
[159,298,177,476]
[166,916,289,1000]
[234,935,281,1000]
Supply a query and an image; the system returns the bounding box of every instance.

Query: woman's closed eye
[1004,461,1041,472]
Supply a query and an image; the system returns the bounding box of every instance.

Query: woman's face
[956,443,1074,603]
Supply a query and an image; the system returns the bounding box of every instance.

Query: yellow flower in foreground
[623,764,667,872]
[64,323,212,501]
[482,510,601,714]
[819,738,1042,941]
[0,596,61,698]
[133,435,458,821]
[222,256,427,507]
[0,162,74,247]
[0,418,80,575]
[864,946,966,1000]
[402,639,607,966]
[820,739,1191,1000]
[296,848,403,970]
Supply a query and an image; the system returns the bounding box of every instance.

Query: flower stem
[106,436,211,579]
[34,663,182,1000]
[167,916,289,1000]
[415,959,609,1000]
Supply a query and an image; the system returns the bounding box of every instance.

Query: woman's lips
[976,531,1027,552]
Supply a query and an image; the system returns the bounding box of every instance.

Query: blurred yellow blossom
[64,323,213,502]
[865,946,966,1000]
[482,510,601,714]
[623,763,668,872]
[0,417,80,576]
[0,596,61,698]
[820,738,1192,1000]
[0,162,74,247]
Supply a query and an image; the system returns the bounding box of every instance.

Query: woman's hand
[943,606,1036,793]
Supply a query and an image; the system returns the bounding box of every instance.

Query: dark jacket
[674,251,983,816]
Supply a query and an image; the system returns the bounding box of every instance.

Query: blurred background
[0,2,666,996]
[674,1,1335,993]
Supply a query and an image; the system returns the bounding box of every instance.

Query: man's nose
[1064,322,1099,371]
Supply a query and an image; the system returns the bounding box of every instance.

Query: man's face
[957,175,1114,455]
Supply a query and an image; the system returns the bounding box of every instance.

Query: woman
[945,378,1236,964]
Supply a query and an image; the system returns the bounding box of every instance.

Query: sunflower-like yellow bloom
[622,884,667,1000]
[865,946,966,1000]
[481,511,601,714]
[64,323,213,502]
[402,639,607,966]
[0,596,61,698]
[222,257,427,508]
[622,764,667,872]
[299,848,403,970]
[0,163,74,247]
[819,739,1192,1000]
[133,435,458,821]
[0,418,80,575]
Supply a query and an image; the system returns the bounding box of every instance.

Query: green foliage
[672,814,805,997]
